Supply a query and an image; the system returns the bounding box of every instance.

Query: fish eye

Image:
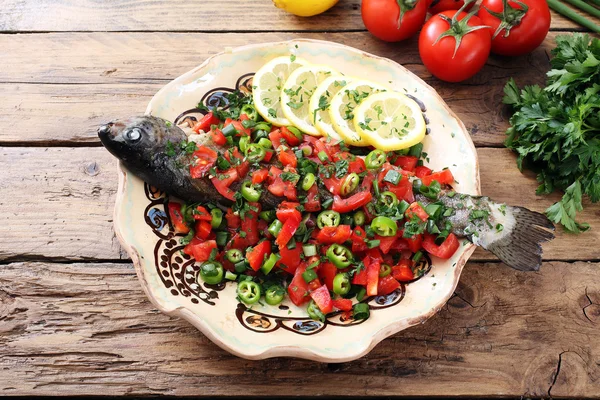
[124,128,143,143]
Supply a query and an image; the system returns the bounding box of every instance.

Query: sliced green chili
[302,172,316,191]
[265,285,285,305]
[353,210,366,226]
[241,104,258,121]
[237,280,261,304]
[287,126,304,140]
[198,261,224,285]
[307,300,326,322]
[261,253,281,275]
[260,210,276,222]
[241,180,262,202]
[340,173,360,196]
[253,122,271,132]
[245,143,266,163]
[341,214,353,226]
[238,136,250,154]
[234,260,248,273]
[333,273,351,295]
[317,210,341,229]
[379,191,398,208]
[210,208,223,228]
[257,138,272,149]
[353,303,370,320]
[365,149,386,169]
[379,264,392,278]
[268,219,283,236]
[216,155,231,170]
[216,231,229,247]
[370,216,398,237]
[326,244,353,268]
[225,248,244,264]
[225,271,238,281]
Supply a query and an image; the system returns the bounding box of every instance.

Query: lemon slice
[353,91,426,151]
[328,79,388,146]
[280,65,340,136]
[309,76,352,140]
[252,56,309,126]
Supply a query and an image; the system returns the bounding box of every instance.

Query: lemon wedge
[309,76,352,140]
[328,79,388,146]
[252,56,309,126]
[353,91,426,151]
[273,0,339,17]
[280,65,340,136]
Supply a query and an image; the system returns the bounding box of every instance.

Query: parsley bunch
[503,33,600,233]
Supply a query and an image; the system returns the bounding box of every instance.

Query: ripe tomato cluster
[361,0,551,82]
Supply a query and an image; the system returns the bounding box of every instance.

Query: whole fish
[98,115,554,271]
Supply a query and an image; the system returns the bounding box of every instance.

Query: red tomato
[332,192,373,213]
[422,169,455,186]
[311,284,333,314]
[189,146,218,179]
[318,262,338,292]
[351,227,369,253]
[280,126,301,146]
[211,169,238,201]
[269,129,284,150]
[264,149,274,162]
[393,155,418,172]
[210,128,226,146]
[366,257,380,296]
[352,266,368,286]
[275,217,300,249]
[195,220,212,240]
[188,240,217,262]
[415,165,432,178]
[192,205,212,221]
[225,208,240,229]
[321,175,343,195]
[406,202,429,222]
[349,158,367,174]
[276,201,302,223]
[423,233,460,259]
[167,202,189,234]
[278,245,303,274]
[429,0,474,15]
[246,240,271,271]
[267,166,297,201]
[376,234,397,255]
[419,11,492,82]
[278,149,297,167]
[229,233,248,250]
[377,275,401,295]
[316,225,353,244]
[192,112,219,133]
[385,177,415,203]
[288,263,310,306]
[241,209,260,245]
[405,233,423,253]
[251,168,269,184]
[478,0,550,56]
[304,185,321,212]
[362,0,429,42]
[392,259,415,281]
[332,298,353,311]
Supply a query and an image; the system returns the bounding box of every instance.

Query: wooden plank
[0,0,597,32]
[1,146,598,262]
[0,31,556,146]
[0,260,597,396]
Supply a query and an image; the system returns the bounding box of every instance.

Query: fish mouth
[98,122,115,144]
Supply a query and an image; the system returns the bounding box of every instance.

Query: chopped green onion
[302,244,317,257]
[383,170,401,185]
[321,197,333,209]
[412,250,423,263]
[259,210,276,222]
[261,253,281,275]
[225,271,238,281]
[302,268,318,283]
[216,231,229,247]
[408,143,423,158]
[318,151,329,162]
[216,155,231,170]
[268,220,283,236]
[425,204,442,218]
[234,260,247,273]
[353,303,370,320]
[356,287,367,302]
[398,200,410,215]
[221,123,238,137]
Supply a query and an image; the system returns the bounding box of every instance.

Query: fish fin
[483,206,555,272]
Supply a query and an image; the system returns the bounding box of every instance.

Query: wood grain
[0,0,597,32]
[0,31,555,146]
[0,260,598,396]
[1,146,598,262]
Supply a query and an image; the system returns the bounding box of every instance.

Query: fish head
[98,115,186,167]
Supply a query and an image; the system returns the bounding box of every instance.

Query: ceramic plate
[113,39,480,362]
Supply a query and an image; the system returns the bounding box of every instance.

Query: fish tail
[483,206,555,271]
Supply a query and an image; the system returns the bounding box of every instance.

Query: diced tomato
[391,237,410,251]
[392,259,415,282]
[246,240,272,271]
[236,161,250,179]
[406,233,423,253]
[258,218,269,236]
[351,226,369,253]
[423,233,460,259]
[229,233,248,250]
[280,126,301,146]
[190,146,218,179]
[288,263,310,306]
[225,208,240,229]
[385,177,415,203]
[264,149,274,162]
[318,262,338,292]
[406,202,429,222]
[267,166,297,201]
[352,256,369,285]
[251,168,269,184]
[241,210,260,246]
[275,217,300,249]
[192,205,212,221]
[304,185,321,212]
[321,175,343,195]
[376,234,397,254]
[422,169,454,186]
[332,192,373,213]
[366,257,380,296]
[316,225,352,244]
[360,171,376,192]
[366,248,384,263]
[187,240,217,262]
[192,112,220,133]
[278,245,303,274]
[209,127,226,146]
[415,165,432,178]
[393,155,418,172]
[210,167,238,201]
[332,298,353,311]
[308,278,322,292]
[168,202,190,234]
[276,201,302,223]
[195,220,212,240]
[349,158,367,174]
[269,129,283,150]
[377,275,400,295]
[278,149,297,167]
[310,284,333,314]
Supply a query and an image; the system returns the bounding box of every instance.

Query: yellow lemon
[273,0,339,17]
[309,76,352,141]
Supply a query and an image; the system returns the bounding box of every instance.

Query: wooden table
[1,1,600,397]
